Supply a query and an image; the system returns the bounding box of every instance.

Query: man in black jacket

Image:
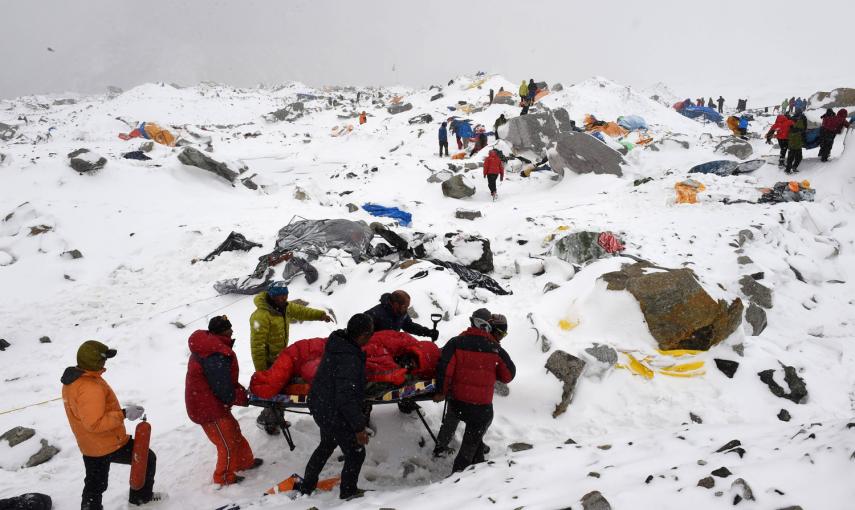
[364,290,438,341]
[299,314,374,500]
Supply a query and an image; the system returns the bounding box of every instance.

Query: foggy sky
[1,0,853,102]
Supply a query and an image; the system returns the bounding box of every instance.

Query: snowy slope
[1,75,854,510]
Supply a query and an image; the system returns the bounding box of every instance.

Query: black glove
[430,330,439,342]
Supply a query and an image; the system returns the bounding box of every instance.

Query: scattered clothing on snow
[361,203,412,227]
[202,232,262,262]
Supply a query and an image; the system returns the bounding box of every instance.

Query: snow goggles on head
[492,326,507,340]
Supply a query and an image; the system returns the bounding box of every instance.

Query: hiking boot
[245,458,264,470]
[129,492,168,506]
[433,446,455,458]
[341,489,370,501]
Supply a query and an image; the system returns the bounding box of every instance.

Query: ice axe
[430,313,443,343]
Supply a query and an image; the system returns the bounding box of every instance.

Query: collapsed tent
[362,203,413,227]
[202,231,262,262]
[214,218,374,295]
[250,331,441,398]
[584,115,629,138]
[759,181,816,204]
[689,159,764,176]
[675,179,706,204]
[118,122,176,146]
[679,105,723,124]
[428,259,512,295]
[493,90,515,105]
[617,115,648,131]
[534,89,550,102]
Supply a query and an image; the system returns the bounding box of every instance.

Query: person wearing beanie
[250,281,333,434]
[363,290,437,341]
[185,316,262,485]
[298,314,374,500]
[61,341,163,509]
[432,309,515,473]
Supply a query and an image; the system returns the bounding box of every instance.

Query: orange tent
[584,115,629,138]
[675,179,706,204]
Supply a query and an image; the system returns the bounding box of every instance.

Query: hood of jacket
[326,329,363,355]
[61,366,85,385]
[189,329,235,358]
[253,291,284,315]
[839,109,849,118]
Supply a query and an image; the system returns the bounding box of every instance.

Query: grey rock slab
[580,490,612,510]
[545,350,586,417]
[441,175,475,199]
[548,132,625,177]
[1,426,35,447]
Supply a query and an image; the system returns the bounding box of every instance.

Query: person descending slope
[185,316,262,486]
[483,149,504,201]
[766,114,795,168]
[433,310,515,474]
[438,122,449,157]
[62,341,164,509]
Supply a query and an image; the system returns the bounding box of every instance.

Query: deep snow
[1,75,854,510]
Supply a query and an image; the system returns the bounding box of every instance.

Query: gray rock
[321,274,347,294]
[492,94,516,105]
[140,141,155,152]
[543,282,561,293]
[711,467,732,478]
[504,112,559,154]
[61,249,83,260]
[241,175,258,190]
[552,108,574,133]
[580,490,612,510]
[427,169,454,183]
[0,338,10,350]
[715,137,754,160]
[268,102,305,122]
[408,113,433,125]
[740,275,772,309]
[552,83,564,92]
[463,162,479,170]
[714,359,739,378]
[25,439,60,468]
[737,255,753,265]
[494,381,510,397]
[387,103,413,115]
[178,147,243,183]
[441,175,475,199]
[430,93,444,102]
[778,409,791,421]
[554,231,607,265]
[455,209,482,220]
[584,343,618,366]
[346,203,359,213]
[690,412,703,424]
[601,262,744,351]
[745,303,767,335]
[68,149,107,173]
[1,426,35,447]
[810,87,855,108]
[758,365,808,404]
[0,122,17,141]
[776,506,804,510]
[737,229,754,246]
[544,350,586,417]
[548,132,625,177]
[698,476,715,489]
[445,234,493,273]
[731,478,755,502]
[732,343,745,357]
[39,336,51,344]
[508,442,533,452]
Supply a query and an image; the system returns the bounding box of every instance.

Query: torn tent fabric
[428,259,512,295]
[679,105,723,124]
[616,350,706,379]
[758,181,816,204]
[202,231,262,262]
[675,179,706,204]
[361,203,413,226]
[689,159,764,176]
[583,115,629,138]
[597,232,625,253]
[249,331,441,398]
[214,219,374,295]
[118,122,176,146]
[617,115,648,131]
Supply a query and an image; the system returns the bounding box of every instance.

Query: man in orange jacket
[62,340,163,509]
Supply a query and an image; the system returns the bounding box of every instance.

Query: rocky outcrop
[544,350,586,417]
[715,137,753,160]
[548,132,625,177]
[178,147,247,184]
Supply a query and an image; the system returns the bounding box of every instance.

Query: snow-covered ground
[1,75,854,510]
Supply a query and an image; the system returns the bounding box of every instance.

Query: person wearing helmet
[433,309,515,473]
[62,341,164,509]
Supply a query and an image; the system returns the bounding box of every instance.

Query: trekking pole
[430,313,443,343]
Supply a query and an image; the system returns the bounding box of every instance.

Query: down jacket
[185,330,248,424]
[61,368,129,457]
[250,330,441,398]
[483,150,505,179]
[767,115,794,140]
[435,327,515,405]
[250,292,328,371]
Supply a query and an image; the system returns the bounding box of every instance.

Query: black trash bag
[202,232,263,262]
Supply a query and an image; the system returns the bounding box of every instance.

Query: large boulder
[601,262,744,351]
[68,149,107,173]
[0,122,17,141]
[553,231,607,265]
[445,233,493,273]
[545,350,586,418]
[441,175,475,199]
[758,364,807,404]
[548,132,625,177]
[809,87,855,108]
[387,103,413,115]
[178,147,245,183]
[504,112,559,154]
[492,94,516,105]
[715,137,753,160]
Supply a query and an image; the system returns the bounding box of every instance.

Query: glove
[234,385,249,407]
[124,405,145,421]
[321,313,334,323]
[430,330,439,342]
[765,137,772,145]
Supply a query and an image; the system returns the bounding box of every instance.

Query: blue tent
[617,115,648,131]
[679,105,723,124]
[362,203,412,227]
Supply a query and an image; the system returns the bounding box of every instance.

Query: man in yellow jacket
[62,340,163,509]
[251,281,332,433]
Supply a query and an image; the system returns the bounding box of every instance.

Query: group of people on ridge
[61,282,515,505]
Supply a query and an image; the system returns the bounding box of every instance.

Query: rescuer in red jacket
[483,150,505,201]
[433,309,515,473]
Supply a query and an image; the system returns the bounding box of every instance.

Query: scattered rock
[504,112,559,154]
[564,438,577,445]
[778,409,791,422]
[745,303,767,336]
[732,343,745,357]
[698,476,715,489]
[597,444,612,450]
[634,177,654,186]
[775,506,804,510]
[427,170,454,183]
[293,187,310,201]
[0,122,18,141]
[387,103,413,115]
[758,365,808,404]
[714,359,739,378]
[736,229,754,246]
[584,344,618,366]
[170,321,186,329]
[1,426,35,447]
[455,209,482,221]
[140,141,155,152]
[28,225,52,236]
[39,336,51,344]
[645,475,654,484]
[715,440,741,453]
[321,274,347,294]
[737,256,753,265]
[408,113,433,125]
[690,412,703,424]
[711,467,732,478]
[25,439,60,467]
[739,275,773,309]
[430,93,444,102]
[241,175,258,190]
[553,231,608,265]
[346,203,359,213]
[441,175,475,199]
[588,471,601,478]
[601,262,743,351]
[68,148,107,173]
[402,462,415,479]
[0,339,11,351]
[61,249,83,260]
[548,132,626,177]
[508,442,533,452]
[715,137,754,160]
[552,83,564,92]
[543,282,561,293]
[809,87,855,108]
[580,490,612,510]
[494,381,510,397]
[444,233,493,273]
[178,147,245,183]
[544,350,586,417]
[731,478,755,502]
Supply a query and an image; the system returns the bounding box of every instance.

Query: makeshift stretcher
[248,379,439,449]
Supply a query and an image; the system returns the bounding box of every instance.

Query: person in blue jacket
[738,116,749,139]
[438,122,449,157]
